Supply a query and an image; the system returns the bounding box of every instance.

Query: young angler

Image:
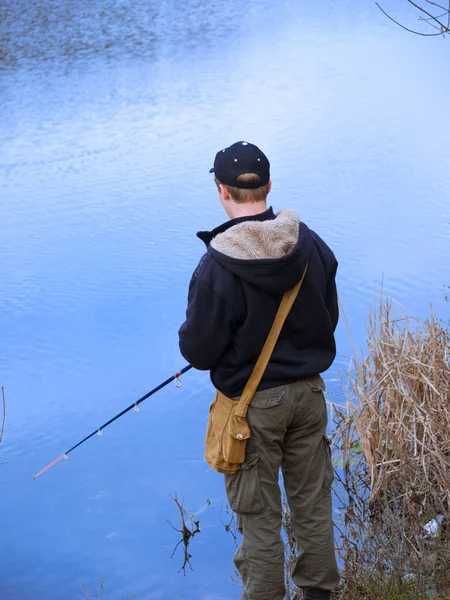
[179,141,340,600]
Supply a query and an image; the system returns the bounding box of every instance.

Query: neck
[228,201,268,220]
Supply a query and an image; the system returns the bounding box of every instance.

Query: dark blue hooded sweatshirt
[178,207,338,397]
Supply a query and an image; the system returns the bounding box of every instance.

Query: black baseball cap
[209,141,270,189]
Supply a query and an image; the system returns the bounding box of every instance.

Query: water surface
[1,1,449,598]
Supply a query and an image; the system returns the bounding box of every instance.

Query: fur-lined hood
[210,209,299,260]
[201,208,312,295]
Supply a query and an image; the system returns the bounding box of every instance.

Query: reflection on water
[0,0,299,68]
[1,0,449,598]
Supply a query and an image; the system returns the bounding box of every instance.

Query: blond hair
[215,173,270,204]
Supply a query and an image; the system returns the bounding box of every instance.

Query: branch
[407,0,450,31]
[376,2,443,35]
[423,0,449,12]
[418,10,450,21]
[419,16,443,29]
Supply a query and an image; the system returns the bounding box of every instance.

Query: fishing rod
[32,364,193,480]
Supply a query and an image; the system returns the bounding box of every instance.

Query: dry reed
[332,296,450,599]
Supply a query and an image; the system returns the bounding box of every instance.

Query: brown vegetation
[332,297,450,599]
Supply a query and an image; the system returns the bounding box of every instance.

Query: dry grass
[331,296,450,599]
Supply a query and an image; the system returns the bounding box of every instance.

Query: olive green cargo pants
[225,377,340,599]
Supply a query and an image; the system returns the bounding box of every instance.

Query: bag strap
[234,263,308,418]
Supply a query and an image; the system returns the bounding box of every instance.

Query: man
[179,141,340,600]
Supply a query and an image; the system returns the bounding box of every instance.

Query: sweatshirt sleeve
[178,274,232,371]
[326,262,339,332]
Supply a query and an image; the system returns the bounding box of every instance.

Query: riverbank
[330,297,450,600]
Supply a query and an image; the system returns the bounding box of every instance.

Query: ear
[220,184,232,200]
[267,179,272,194]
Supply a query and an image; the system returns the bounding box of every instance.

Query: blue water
[1,1,449,598]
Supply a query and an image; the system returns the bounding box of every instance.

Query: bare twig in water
[168,494,201,575]
[82,579,105,599]
[0,387,6,445]
[81,580,133,599]
[222,512,238,545]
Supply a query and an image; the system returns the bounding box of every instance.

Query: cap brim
[209,167,215,173]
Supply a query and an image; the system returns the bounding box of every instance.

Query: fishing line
[33,364,193,480]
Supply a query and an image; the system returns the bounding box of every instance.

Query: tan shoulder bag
[204,265,308,474]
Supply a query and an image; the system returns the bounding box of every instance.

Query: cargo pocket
[322,436,334,497]
[306,376,326,393]
[225,453,264,514]
[250,386,286,409]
